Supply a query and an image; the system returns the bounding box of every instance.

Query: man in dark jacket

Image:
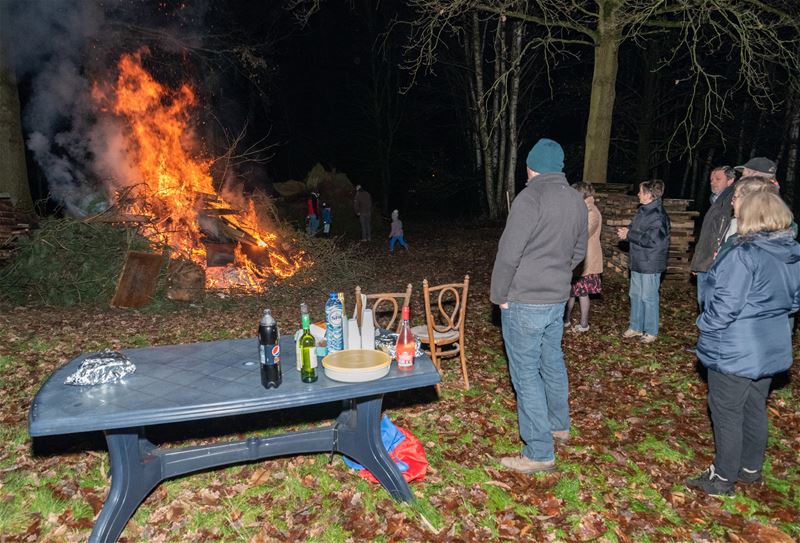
[690,166,736,309]
[353,185,372,241]
[617,180,671,343]
[490,138,588,474]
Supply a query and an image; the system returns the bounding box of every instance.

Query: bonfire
[91,48,305,292]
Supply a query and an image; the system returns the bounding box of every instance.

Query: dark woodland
[0,1,799,542]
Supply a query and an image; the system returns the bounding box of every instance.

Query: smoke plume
[0,0,210,217]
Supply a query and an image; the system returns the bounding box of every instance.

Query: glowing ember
[94,48,304,290]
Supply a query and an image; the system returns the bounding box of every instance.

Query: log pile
[594,185,698,282]
[0,194,37,265]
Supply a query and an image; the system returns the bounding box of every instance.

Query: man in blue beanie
[490,138,588,473]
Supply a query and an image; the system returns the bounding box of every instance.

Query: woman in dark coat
[686,191,800,496]
[616,179,671,343]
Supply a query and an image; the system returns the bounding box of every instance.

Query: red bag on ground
[343,416,428,484]
[360,425,428,484]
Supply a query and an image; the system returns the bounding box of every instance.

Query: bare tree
[400,0,800,184]
[462,12,527,218]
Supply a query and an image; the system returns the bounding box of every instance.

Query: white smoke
[1,0,107,216]
[0,0,210,217]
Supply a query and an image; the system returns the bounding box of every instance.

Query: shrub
[0,218,160,306]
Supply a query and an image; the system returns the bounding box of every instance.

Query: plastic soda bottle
[325,292,344,352]
[395,306,415,370]
[258,309,281,389]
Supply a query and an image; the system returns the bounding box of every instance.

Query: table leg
[88,396,413,542]
[335,396,414,502]
[90,430,160,543]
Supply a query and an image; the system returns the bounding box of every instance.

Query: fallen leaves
[731,521,797,543]
[2,225,799,542]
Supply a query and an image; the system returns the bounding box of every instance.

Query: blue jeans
[500,302,569,462]
[629,271,661,336]
[389,235,407,252]
[307,214,319,235]
[696,271,708,311]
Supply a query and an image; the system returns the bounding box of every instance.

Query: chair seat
[411,325,459,342]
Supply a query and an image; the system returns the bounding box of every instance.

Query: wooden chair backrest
[354,283,413,332]
[422,275,470,339]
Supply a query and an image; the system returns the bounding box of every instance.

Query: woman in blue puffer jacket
[686,191,800,497]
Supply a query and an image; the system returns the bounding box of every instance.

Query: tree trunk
[736,102,749,166]
[582,5,620,184]
[695,148,714,211]
[748,109,765,159]
[504,20,523,202]
[634,43,659,183]
[680,154,691,200]
[471,13,498,219]
[0,57,33,210]
[784,92,799,210]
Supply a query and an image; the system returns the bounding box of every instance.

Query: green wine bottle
[299,310,318,383]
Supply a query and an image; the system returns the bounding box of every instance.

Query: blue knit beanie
[526,138,564,173]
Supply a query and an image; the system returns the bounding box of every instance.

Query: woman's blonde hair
[737,191,793,235]
[734,176,778,199]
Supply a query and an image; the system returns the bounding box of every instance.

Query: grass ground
[0,222,798,542]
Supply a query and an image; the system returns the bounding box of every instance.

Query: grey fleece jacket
[490,172,588,305]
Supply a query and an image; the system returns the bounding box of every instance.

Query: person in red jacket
[306,191,320,235]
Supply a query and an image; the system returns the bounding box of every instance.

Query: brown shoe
[640,333,657,344]
[552,431,570,444]
[499,455,557,474]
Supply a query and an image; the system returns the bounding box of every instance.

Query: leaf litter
[0,222,798,541]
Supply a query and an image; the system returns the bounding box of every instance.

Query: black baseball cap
[734,157,777,176]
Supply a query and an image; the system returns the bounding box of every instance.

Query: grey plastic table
[28,336,440,543]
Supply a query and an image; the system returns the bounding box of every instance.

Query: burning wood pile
[86,48,306,300]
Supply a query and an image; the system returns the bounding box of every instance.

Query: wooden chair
[411,275,470,390]
[354,283,413,333]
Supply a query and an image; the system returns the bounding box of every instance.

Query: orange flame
[96,49,303,290]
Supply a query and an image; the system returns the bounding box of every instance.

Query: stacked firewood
[0,195,36,265]
[594,185,698,282]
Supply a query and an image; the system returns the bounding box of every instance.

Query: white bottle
[361,309,375,350]
[346,318,361,349]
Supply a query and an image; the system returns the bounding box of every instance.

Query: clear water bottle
[325,292,344,352]
[258,309,281,389]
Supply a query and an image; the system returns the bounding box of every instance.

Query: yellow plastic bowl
[322,349,391,382]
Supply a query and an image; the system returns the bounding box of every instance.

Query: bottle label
[397,350,414,369]
[260,344,280,365]
[325,301,344,352]
[308,349,318,369]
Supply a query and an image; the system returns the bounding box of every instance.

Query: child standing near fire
[321,203,332,236]
[389,209,409,254]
